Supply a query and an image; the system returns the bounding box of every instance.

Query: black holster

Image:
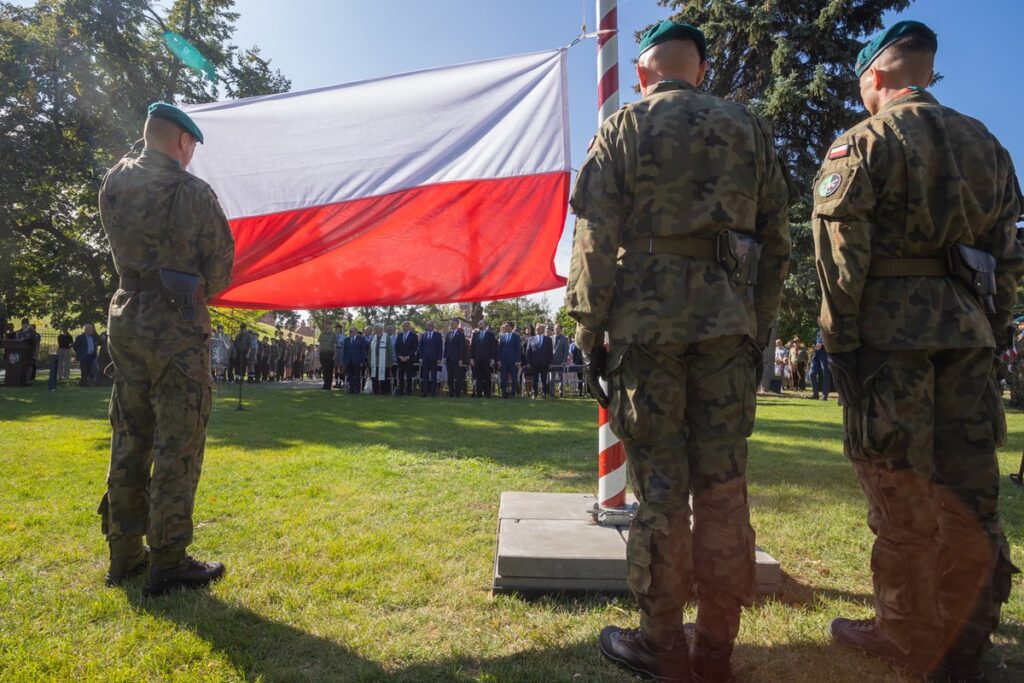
[716,230,762,287]
[948,244,997,314]
[158,268,200,322]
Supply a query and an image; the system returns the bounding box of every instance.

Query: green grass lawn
[1,383,1022,682]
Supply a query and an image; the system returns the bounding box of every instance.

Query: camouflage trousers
[98,334,212,568]
[607,336,760,648]
[844,345,1018,665]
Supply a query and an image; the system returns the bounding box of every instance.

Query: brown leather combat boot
[830,617,942,678]
[142,555,225,597]
[105,547,149,587]
[599,625,690,682]
[684,624,733,683]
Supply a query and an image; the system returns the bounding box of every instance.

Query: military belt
[867,258,950,278]
[119,274,163,292]
[618,236,716,260]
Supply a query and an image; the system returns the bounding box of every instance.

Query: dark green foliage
[0,0,290,328]
[483,297,552,329]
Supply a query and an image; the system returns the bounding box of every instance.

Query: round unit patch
[819,172,843,198]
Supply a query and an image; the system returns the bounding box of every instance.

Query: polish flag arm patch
[828,144,851,160]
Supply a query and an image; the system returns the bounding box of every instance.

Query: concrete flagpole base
[492,491,781,595]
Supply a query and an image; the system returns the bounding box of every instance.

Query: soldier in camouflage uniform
[1009,320,1024,407]
[98,102,235,597]
[813,22,1024,681]
[566,21,790,683]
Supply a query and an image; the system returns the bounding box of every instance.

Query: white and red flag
[185,50,570,309]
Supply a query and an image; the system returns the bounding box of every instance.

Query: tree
[1,0,290,326]
[555,305,577,339]
[656,0,914,337]
[484,297,551,329]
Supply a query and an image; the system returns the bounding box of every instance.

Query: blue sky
[226,0,1024,304]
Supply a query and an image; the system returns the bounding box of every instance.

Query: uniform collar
[138,148,182,169]
[880,86,937,113]
[650,79,697,95]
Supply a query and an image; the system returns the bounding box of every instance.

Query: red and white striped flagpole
[594,0,628,520]
[596,0,620,124]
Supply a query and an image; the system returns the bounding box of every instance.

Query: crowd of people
[212,318,589,399]
[769,332,832,399]
[2,318,112,387]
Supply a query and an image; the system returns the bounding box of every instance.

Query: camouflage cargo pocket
[994,536,1021,604]
[625,504,669,596]
[871,539,912,615]
[859,363,909,461]
[739,339,761,437]
[608,346,648,442]
[97,492,110,536]
[108,382,128,432]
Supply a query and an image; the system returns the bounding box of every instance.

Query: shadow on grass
[124,588,614,682]
[779,571,874,608]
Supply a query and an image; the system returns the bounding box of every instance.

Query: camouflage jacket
[565,80,791,356]
[813,88,1024,353]
[99,146,235,343]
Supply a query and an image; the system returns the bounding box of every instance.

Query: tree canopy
[1,0,289,329]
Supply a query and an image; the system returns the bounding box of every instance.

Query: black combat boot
[830,617,941,678]
[105,547,149,587]
[599,625,690,682]
[142,555,226,597]
[684,624,733,683]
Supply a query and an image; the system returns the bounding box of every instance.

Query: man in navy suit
[498,321,522,398]
[73,324,99,387]
[470,320,498,398]
[418,320,444,396]
[444,319,468,398]
[342,327,368,394]
[394,320,418,396]
[526,322,554,398]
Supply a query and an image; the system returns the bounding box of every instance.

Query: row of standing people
[319,319,583,398]
[210,324,316,383]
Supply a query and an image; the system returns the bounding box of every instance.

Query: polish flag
[184,50,570,309]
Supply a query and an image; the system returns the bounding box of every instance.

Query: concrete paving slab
[498,492,596,521]
[498,491,637,521]
[493,491,783,595]
[496,519,625,579]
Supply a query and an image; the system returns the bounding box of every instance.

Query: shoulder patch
[818,172,843,198]
[827,144,851,160]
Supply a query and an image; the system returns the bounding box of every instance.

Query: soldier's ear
[871,67,885,92]
[695,60,708,87]
[636,63,648,94]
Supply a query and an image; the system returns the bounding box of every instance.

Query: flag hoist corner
[184,49,571,309]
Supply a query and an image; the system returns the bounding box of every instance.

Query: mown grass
[1,383,1022,682]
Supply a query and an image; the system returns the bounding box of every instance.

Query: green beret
[855,20,937,77]
[147,101,204,144]
[638,20,707,62]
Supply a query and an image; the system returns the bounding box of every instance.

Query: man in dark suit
[444,319,468,398]
[498,321,522,398]
[73,324,99,387]
[232,324,249,384]
[418,320,444,396]
[470,320,498,398]
[394,321,418,396]
[526,322,554,398]
[341,327,368,394]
